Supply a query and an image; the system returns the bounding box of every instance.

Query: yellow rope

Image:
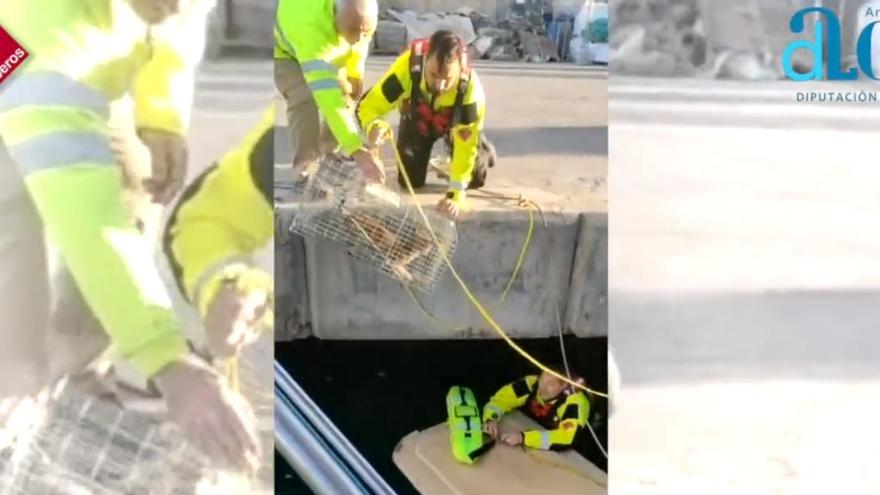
[373,121,607,399]
[403,199,535,330]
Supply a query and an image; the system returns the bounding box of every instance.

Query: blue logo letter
[783,8,826,80]
[857,20,880,79]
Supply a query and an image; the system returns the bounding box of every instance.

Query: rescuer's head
[537,367,586,401]
[425,31,465,95]
[130,0,183,24]
[335,0,378,45]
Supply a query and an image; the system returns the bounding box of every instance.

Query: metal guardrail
[275,361,397,495]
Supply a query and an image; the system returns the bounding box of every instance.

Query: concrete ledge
[275,203,607,340]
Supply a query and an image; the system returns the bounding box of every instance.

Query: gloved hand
[153,355,260,472]
[138,128,188,205]
[199,266,273,359]
[437,191,465,220]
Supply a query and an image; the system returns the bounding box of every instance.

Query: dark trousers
[395,116,496,190]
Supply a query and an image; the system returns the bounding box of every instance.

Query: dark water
[275,336,608,494]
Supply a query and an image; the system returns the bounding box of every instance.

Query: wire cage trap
[0,378,248,495]
[288,155,457,293]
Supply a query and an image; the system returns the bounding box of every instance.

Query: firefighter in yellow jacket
[274,0,384,182]
[483,369,591,451]
[357,30,497,219]
[163,107,274,359]
[0,0,257,471]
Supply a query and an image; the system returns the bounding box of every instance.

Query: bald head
[335,0,378,45]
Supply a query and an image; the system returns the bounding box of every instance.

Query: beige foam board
[392,412,607,495]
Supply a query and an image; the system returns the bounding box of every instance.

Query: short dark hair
[541,365,583,384]
[427,30,464,65]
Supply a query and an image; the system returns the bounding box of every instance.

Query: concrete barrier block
[295,209,584,339]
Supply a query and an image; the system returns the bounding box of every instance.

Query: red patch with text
[0,26,28,86]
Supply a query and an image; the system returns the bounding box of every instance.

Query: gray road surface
[609,77,880,494]
[275,58,608,212]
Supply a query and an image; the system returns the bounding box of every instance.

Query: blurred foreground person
[0,0,258,472]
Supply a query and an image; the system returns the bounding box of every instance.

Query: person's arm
[163,107,274,320]
[276,8,364,155]
[131,2,211,202]
[447,72,486,204]
[522,394,590,451]
[0,85,187,377]
[345,36,372,96]
[356,50,413,137]
[482,375,537,423]
[132,0,212,134]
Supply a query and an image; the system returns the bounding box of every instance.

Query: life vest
[446,386,494,464]
[523,386,567,430]
[403,38,472,138]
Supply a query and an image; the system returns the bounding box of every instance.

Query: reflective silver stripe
[300,59,337,73]
[538,430,551,450]
[308,79,342,92]
[0,71,109,118]
[9,131,114,174]
[192,256,252,308]
[484,404,503,419]
[275,18,297,58]
[449,181,468,191]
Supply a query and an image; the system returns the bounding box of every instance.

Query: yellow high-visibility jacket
[483,375,590,451]
[0,0,212,377]
[356,48,486,200]
[275,0,372,155]
[163,108,274,319]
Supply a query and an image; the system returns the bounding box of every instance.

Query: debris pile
[372,5,592,63]
[610,0,823,80]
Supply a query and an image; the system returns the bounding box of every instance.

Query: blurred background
[609,1,880,493]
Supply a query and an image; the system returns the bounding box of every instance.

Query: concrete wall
[275,208,607,341]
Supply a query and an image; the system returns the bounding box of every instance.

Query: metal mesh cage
[288,156,457,293]
[0,369,267,494]
[0,382,210,495]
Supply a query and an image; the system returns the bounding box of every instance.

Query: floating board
[392,411,607,495]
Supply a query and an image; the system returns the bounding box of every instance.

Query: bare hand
[437,197,461,220]
[203,283,270,359]
[154,357,260,472]
[352,149,385,184]
[138,128,188,205]
[366,124,390,149]
[484,420,499,439]
[501,431,524,447]
[347,78,364,100]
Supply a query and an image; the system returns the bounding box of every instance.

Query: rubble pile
[372,6,574,63]
[611,0,821,80]
[611,0,707,77]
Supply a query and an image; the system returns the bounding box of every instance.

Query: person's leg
[467,134,497,190]
[395,118,434,189]
[0,141,51,400]
[274,58,322,171]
